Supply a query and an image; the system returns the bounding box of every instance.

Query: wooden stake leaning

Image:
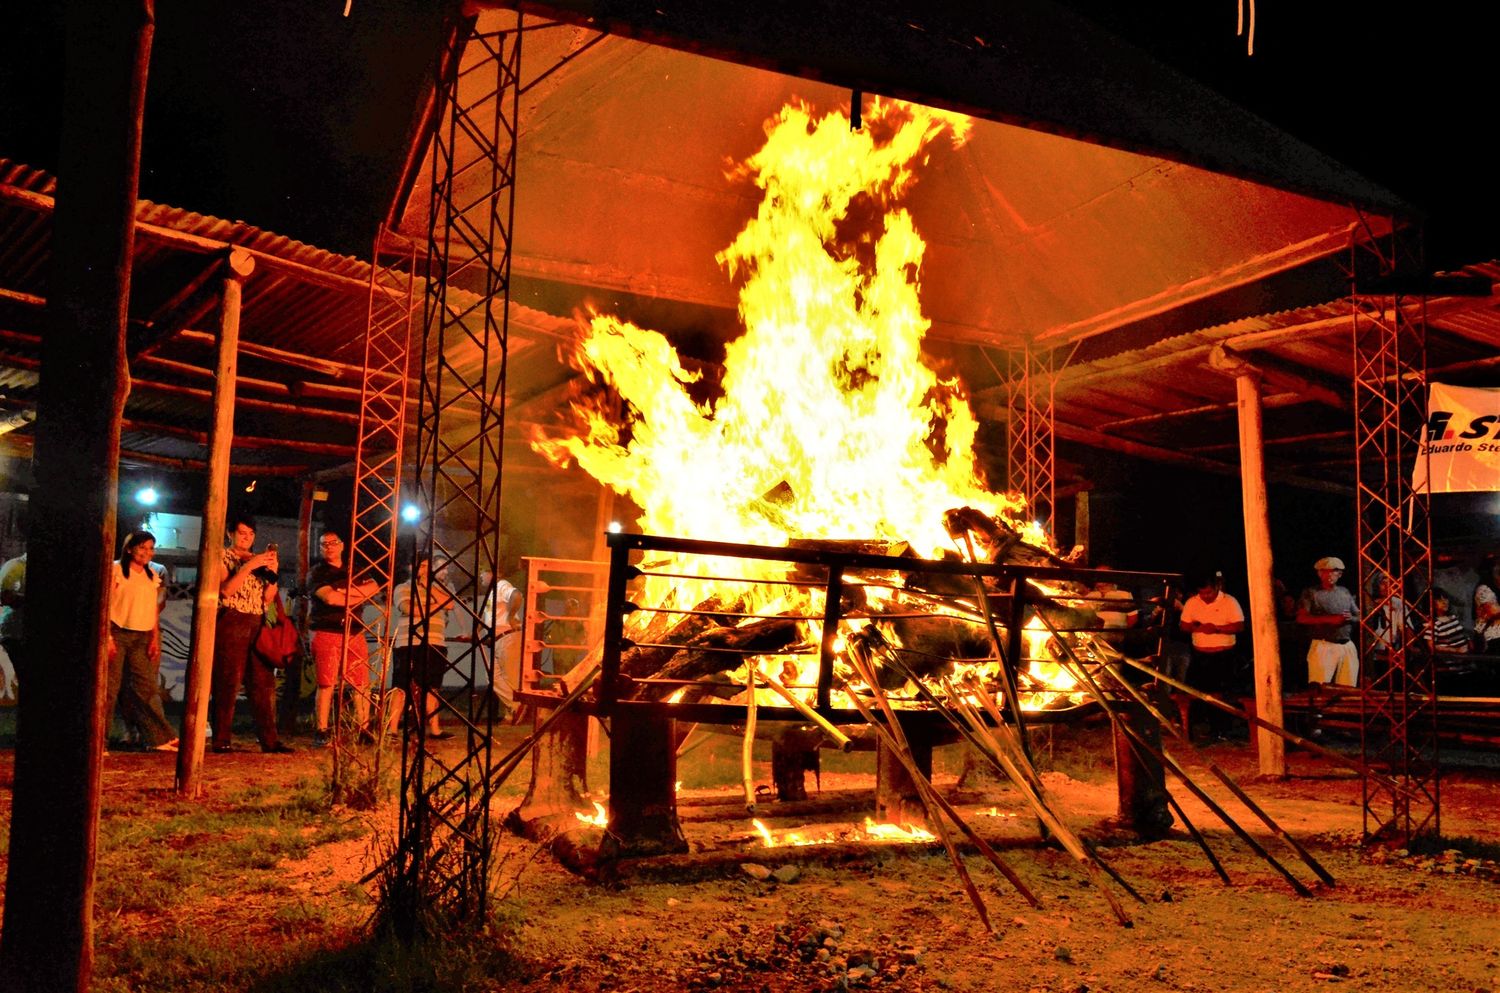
[1032,614,1316,896]
[756,664,854,751]
[1115,655,1413,801]
[845,648,1044,907]
[742,666,758,815]
[935,675,1138,923]
[836,671,1030,930]
[1095,664,1335,886]
[954,666,1231,889]
[870,634,1137,919]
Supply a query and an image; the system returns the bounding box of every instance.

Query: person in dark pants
[105,531,177,751]
[1179,570,1246,739]
[210,513,291,753]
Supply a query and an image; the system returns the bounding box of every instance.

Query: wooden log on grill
[620,594,743,678]
[643,617,802,698]
[943,506,1068,569]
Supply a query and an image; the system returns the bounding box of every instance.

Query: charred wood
[643,618,802,698]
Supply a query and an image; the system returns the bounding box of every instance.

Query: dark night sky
[1,2,1495,262]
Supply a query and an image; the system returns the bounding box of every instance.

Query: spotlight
[401,503,421,524]
[135,486,159,506]
[607,521,623,534]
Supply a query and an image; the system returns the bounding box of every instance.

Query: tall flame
[533,99,1024,563]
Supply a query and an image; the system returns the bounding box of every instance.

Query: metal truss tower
[333,228,419,805]
[1005,343,1057,532]
[390,12,602,935]
[1349,223,1439,843]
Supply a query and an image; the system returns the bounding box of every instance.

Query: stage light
[135,486,159,506]
[401,503,421,524]
[607,521,623,533]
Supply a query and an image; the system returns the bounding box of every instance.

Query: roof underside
[399,16,1388,354]
[1,5,1496,499]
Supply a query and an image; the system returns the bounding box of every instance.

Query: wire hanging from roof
[1237,0,1256,56]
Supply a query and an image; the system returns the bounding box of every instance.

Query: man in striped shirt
[1424,588,1472,654]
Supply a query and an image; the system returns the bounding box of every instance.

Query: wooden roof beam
[1209,344,1348,411]
[1094,392,1305,434]
[128,250,254,360]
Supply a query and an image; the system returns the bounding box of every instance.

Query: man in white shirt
[1179,571,1246,737]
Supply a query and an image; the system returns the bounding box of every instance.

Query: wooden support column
[875,730,933,827]
[1073,489,1090,562]
[1211,347,1287,777]
[175,250,254,797]
[604,708,688,856]
[1112,703,1173,837]
[279,480,315,733]
[0,3,153,991]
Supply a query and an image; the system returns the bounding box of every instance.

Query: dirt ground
[2,724,1498,993]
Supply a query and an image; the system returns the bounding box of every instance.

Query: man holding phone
[211,513,292,753]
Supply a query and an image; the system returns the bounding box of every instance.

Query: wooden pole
[175,250,254,797]
[1073,489,1090,562]
[0,3,153,991]
[1211,347,1288,777]
[279,480,316,733]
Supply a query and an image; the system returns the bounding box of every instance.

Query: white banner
[1413,383,1500,493]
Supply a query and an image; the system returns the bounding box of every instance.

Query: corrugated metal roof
[0,157,579,473]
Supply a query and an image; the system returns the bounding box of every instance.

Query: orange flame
[534,98,1065,703]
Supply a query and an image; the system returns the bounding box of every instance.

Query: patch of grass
[249,917,527,993]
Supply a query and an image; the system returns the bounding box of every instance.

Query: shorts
[392,644,448,688]
[1307,639,1359,687]
[312,630,369,689]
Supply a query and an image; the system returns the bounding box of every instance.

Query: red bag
[253,594,301,669]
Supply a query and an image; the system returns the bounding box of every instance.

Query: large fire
[533,98,1079,709]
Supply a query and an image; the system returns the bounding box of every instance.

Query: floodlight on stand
[607,521,623,534]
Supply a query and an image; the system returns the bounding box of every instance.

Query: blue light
[401,503,421,524]
[135,486,159,506]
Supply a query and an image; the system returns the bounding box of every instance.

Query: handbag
[253,594,301,669]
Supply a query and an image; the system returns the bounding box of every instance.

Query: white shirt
[1180,591,1244,650]
[110,562,165,632]
[1476,584,1500,641]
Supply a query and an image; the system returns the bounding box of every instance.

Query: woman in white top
[105,531,177,751]
[388,558,455,739]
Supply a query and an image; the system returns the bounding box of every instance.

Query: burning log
[620,594,745,678]
[644,617,802,697]
[943,507,1066,570]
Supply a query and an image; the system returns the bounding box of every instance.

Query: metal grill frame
[596,530,1179,724]
[1348,221,1440,843]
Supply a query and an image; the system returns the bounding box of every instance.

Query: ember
[575,801,609,828]
[750,817,937,849]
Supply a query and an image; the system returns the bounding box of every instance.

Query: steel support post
[330,228,419,806]
[1005,343,1056,532]
[1348,224,1439,843]
[391,12,600,935]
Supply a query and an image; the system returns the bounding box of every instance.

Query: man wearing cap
[1297,556,1361,687]
[1179,569,1246,738]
